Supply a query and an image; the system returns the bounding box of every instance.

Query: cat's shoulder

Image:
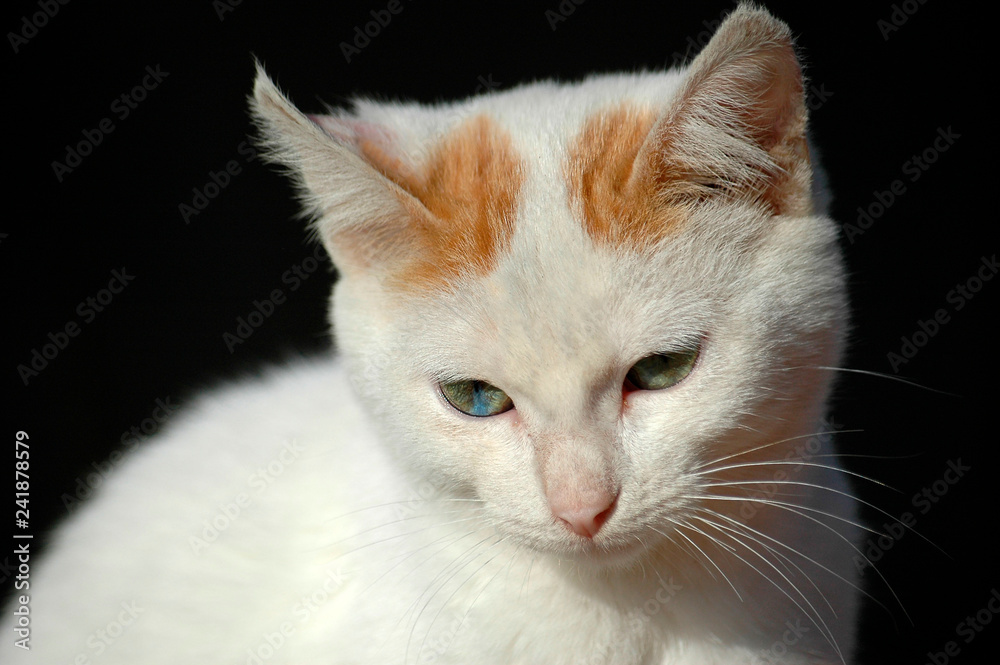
[45,355,380,552]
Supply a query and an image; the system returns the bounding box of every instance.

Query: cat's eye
[625,346,700,391]
[440,380,514,417]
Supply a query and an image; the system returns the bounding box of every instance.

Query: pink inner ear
[748,46,804,151]
[308,114,397,151]
[307,114,354,143]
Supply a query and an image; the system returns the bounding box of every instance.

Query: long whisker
[695,507,895,623]
[692,492,913,625]
[675,521,842,662]
[633,538,649,582]
[689,514,835,617]
[364,525,479,662]
[330,515,483,562]
[324,497,485,523]
[326,507,476,547]
[403,531,500,660]
[803,452,925,461]
[704,476,946,556]
[519,552,537,600]
[695,459,897,492]
[501,543,523,601]
[415,538,509,664]
[702,478,897,509]
[391,522,498,591]
[659,522,724,578]
[466,545,520,624]
[693,430,862,472]
[680,494,884,537]
[361,523,478,595]
[665,522,743,601]
[782,365,960,397]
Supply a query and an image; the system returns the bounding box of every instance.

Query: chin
[525,526,653,572]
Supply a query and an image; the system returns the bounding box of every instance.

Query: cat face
[253,5,846,567]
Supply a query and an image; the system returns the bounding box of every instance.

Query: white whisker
[519,553,536,600]
[403,531,501,660]
[324,497,486,523]
[693,520,843,662]
[690,514,835,617]
[782,365,960,396]
[702,478,893,505]
[704,476,945,556]
[680,493,884,537]
[695,507,895,622]
[693,429,862,472]
[690,493,914,626]
[326,507,476,546]
[415,538,509,664]
[668,522,744,601]
[329,515,484,561]
[361,524,479,595]
[695,458,897,492]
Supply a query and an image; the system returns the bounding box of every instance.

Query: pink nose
[551,493,618,539]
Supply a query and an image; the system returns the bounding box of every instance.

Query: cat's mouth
[553,541,653,574]
[538,526,652,567]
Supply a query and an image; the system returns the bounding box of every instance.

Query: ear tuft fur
[249,62,423,275]
[631,3,812,215]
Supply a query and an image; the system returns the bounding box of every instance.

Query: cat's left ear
[632,5,812,215]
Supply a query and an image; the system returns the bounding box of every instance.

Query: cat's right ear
[250,64,426,278]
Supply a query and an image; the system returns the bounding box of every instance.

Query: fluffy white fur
[4,5,861,664]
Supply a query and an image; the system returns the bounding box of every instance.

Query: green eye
[626,346,700,391]
[441,380,514,417]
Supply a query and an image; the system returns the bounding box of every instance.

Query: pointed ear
[631,5,811,215]
[250,63,428,277]
[251,64,523,290]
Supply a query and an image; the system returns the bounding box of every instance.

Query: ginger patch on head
[358,115,524,291]
[566,104,685,252]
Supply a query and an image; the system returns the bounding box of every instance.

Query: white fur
[3,6,860,664]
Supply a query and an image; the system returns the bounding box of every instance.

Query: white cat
[4,5,864,663]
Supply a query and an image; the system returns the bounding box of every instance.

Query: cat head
[251,4,846,567]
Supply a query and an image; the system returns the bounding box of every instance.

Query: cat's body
[4,6,862,664]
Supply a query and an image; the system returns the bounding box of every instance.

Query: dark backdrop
[4,2,994,663]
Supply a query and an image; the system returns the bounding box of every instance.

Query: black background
[4,1,995,663]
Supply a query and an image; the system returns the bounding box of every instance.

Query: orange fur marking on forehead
[358,115,523,291]
[567,104,685,252]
